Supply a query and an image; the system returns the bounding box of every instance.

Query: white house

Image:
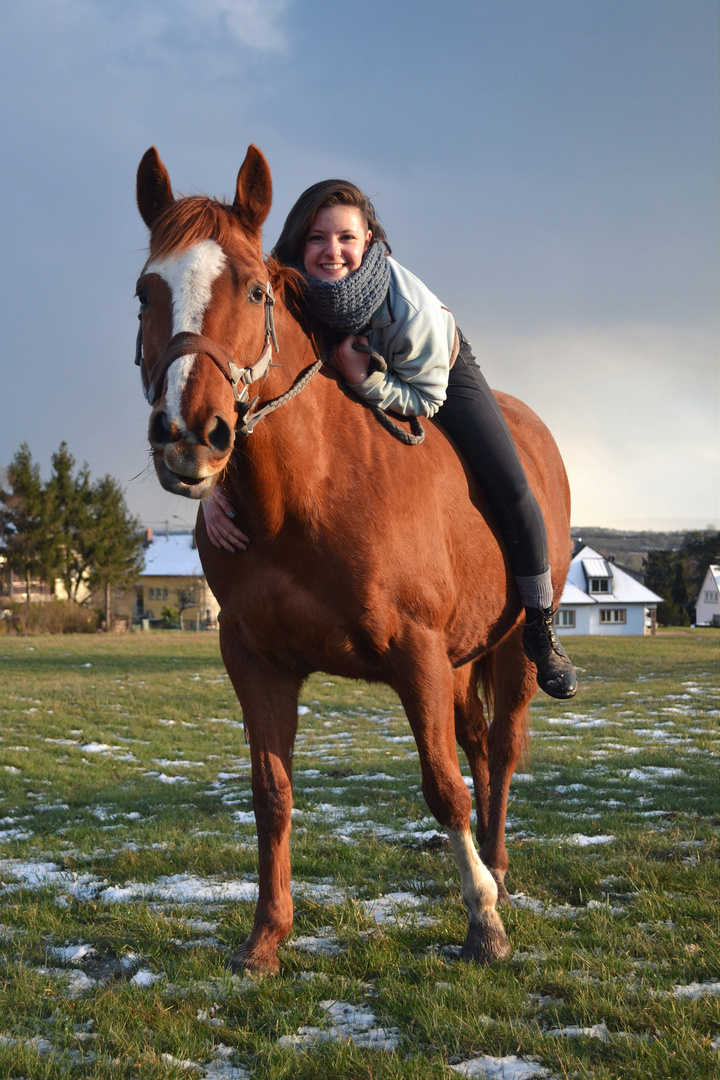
[555,545,663,636]
[136,532,220,630]
[695,565,720,626]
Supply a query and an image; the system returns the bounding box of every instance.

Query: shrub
[0,601,98,634]
[161,606,180,629]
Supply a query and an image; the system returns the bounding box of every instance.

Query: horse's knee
[422,774,472,831]
[252,783,293,833]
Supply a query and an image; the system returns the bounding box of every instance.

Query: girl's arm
[339,306,451,419]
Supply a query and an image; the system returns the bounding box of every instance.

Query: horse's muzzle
[153,459,218,500]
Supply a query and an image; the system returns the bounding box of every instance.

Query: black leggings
[435,334,549,580]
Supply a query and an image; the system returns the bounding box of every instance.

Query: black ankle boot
[523,606,577,699]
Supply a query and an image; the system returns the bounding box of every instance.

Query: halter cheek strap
[136,282,278,408]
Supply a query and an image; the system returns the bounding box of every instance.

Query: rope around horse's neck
[237,356,325,436]
[239,341,426,446]
[350,342,426,446]
[368,407,425,445]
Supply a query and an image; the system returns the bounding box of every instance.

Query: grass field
[0,630,718,1079]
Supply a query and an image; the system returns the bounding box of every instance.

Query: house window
[149,587,155,600]
[705,590,718,603]
[555,610,575,628]
[600,609,626,624]
[590,578,610,593]
[163,588,168,600]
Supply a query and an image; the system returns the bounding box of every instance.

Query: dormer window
[590,578,610,593]
[582,556,613,596]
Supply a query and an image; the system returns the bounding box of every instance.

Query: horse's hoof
[227,942,280,975]
[460,913,511,964]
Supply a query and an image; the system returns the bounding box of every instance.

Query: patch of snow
[35,966,97,998]
[47,943,96,964]
[0,1032,55,1055]
[359,891,433,926]
[672,979,720,999]
[566,834,616,846]
[624,767,682,781]
[131,969,164,987]
[548,1022,609,1041]
[449,1054,552,1078]
[291,928,344,956]
[278,999,401,1052]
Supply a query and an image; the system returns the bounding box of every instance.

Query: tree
[177,582,201,630]
[2,442,146,625]
[643,530,720,625]
[84,475,144,628]
[681,531,720,602]
[44,442,94,602]
[643,549,684,625]
[0,443,54,603]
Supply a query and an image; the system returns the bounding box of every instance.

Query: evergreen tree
[85,475,144,627]
[2,442,146,622]
[0,443,53,602]
[680,531,720,605]
[643,530,720,624]
[44,442,94,602]
[643,548,683,625]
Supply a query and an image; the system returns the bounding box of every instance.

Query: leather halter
[135,282,279,413]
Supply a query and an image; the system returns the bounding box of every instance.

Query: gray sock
[515,569,554,610]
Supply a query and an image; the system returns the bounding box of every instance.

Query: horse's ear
[233,145,272,234]
[137,147,174,229]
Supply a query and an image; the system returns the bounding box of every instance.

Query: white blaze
[145,240,227,425]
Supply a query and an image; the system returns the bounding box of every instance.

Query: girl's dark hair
[272,179,391,265]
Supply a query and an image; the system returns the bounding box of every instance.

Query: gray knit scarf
[297,242,391,334]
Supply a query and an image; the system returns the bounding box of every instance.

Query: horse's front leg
[394,631,510,964]
[220,627,302,974]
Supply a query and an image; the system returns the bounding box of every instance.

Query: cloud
[3,0,292,75]
[468,321,719,528]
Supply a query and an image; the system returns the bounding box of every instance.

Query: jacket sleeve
[348,304,450,418]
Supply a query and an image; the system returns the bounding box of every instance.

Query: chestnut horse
[135,145,572,974]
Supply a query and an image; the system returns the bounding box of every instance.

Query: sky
[1,0,717,532]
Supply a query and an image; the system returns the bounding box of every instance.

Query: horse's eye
[249,286,265,304]
[136,287,149,309]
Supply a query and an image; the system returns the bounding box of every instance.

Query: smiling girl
[202,180,577,699]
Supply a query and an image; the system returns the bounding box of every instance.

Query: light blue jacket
[349,258,455,419]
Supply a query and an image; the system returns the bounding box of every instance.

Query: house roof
[140,533,204,578]
[696,564,720,601]
[560,545,663,606]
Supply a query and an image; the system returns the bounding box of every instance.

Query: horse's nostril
[150,411,173,445]
[208,416,232,453]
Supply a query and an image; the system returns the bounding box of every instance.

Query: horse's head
[135,145,274,499]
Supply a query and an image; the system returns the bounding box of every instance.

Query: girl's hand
[330,334,370,385]
[201,486,249,553]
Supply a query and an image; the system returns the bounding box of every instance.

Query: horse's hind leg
[394,631,510,963]
[453,662,490,845]
[480,628,537,902]
[220,624,302,975]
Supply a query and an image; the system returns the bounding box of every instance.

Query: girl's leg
[436,337,576,699]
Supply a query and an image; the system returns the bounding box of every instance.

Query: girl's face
[302,205,372,281]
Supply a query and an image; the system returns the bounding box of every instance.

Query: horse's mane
[149,196,245,259]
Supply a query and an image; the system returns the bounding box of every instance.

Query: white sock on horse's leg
[446,827,498,919]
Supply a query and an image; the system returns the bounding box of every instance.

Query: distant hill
[569,527,716,575]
